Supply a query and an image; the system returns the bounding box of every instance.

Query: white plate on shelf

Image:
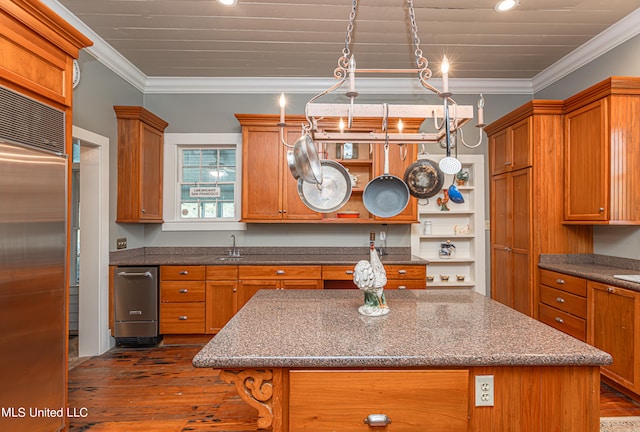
[613,275,640,283]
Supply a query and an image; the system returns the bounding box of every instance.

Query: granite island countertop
[193,289,611,369]
[539,254,640,293]
[110,247,428,266]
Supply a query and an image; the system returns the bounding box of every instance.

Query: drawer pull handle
[364,414,392,427]
[345,270,354,275]
[179,316,188,320]
[555,317,564,324]
[398,269,407,275]
[555,297,565,304]
[129,310,142,315]
[180,270,189,275]
[276,270,285,275]
[607,287,615,293]
[179,289,189,293]
[555,278,565,284]
[398,285,407,290]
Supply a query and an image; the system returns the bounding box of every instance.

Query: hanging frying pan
[292,133,323,184]
[363,142,410,218]
[298,160,352,213]
[403,156,444,200]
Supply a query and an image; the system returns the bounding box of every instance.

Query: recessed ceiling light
[495,0,519,12]
[217,0,238,6]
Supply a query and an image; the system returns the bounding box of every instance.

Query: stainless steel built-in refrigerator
[0,86,68,432]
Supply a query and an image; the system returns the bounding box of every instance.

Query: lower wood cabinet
[589,281,640,397]
[538,269,587,341]
[205,266,239,334]
[289,370,469,432]
[159,266,206,334]
[322,264,426,290]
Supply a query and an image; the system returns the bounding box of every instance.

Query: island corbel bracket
[220,369,278,430]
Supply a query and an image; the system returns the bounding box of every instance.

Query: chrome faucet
[229,234,240,257]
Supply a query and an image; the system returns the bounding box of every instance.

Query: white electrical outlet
[475,375,494,406]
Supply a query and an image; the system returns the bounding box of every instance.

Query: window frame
[163,133,246,231]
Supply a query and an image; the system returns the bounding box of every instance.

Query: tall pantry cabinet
[485,101,592,317]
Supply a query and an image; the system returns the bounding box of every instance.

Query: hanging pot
[287,150,301,180]
[403,157,444,200]
[363,143,410,218]
[293,133,323,184]
[298,160,352,213]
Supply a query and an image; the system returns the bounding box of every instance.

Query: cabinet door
[241,127,282,220]
[509,118,532,171]
[281,279,323,289]
[589,282,639,392]
[139,123,164,221]
[489,128,510,176]
[490,174,511,305]
[237,280,278,310]
[373,143,418,222]
[564,99,608,221]
[511,169,532,315]
[205,281,238,334]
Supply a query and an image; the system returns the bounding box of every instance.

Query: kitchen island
[193,289,611,431]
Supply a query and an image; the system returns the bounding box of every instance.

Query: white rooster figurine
[353,243,390,316]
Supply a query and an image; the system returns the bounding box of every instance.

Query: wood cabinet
[538,269,587,341]
[159,266,205,334]
[289,370,468,431]
[486,101,592,317]
[114,106,169,223]
[589,281,640,398]
[235,114,420,224]
[205,266,239,334]
[322,264,426,289]
[238,265,322,310]
[563,77,640,224]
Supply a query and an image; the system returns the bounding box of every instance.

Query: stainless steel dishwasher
[114,266,159,346]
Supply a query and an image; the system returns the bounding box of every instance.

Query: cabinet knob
[141,208,146,213]
[555,317,564,324]
[607,287,615,293]
[276,270,285,275]
[555,297,565,304]
[180,270,189,275]
[232,288,237,292]
[179,315,188,320]
[282,209,287,213]
[599,207,605,212]
[504,247,512,252]
[398,269,407,275]
[555,278,565,284]
[364,414,392,427]
[179,289,189,293]
[504,161,512,166]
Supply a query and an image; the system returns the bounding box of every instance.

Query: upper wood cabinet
[114,106,169,223]
[236,114,421,224]
[485,101,592,317]
[563,77,640,224]
[488,117,532,176]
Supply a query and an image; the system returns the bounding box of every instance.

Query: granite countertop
[192,289,611,369]
[539,254,640,292]
[110,247,428,266]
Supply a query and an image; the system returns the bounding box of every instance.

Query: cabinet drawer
[539,285,586,319]
[289,370,468,432]
[160,303,205,334]
[539,269,586,297]
[160,281,205,302]
[239,265,321,280]
[322,265,357,280]
[385,265,426,280]
[205,265,238,280]
[385,279,426,290]
[160,265,205,281]
[538,303,586,341]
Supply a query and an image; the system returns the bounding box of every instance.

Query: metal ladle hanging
[439,97,462,175]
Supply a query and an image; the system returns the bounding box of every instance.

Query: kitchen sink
[613,275,640,283]
[215,256,243,262]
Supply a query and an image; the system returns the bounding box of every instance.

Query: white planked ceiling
[54,0,640,82]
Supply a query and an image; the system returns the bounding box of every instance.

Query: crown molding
[41,0,147,93]
[532,7,640,93]
[44,1,638,96]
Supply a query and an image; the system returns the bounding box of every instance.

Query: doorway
[70,126,111,358]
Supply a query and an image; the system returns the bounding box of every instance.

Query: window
[163,133,245,231]
[179,147,236,219]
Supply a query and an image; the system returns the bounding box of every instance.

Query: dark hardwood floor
[68,342,640,431]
